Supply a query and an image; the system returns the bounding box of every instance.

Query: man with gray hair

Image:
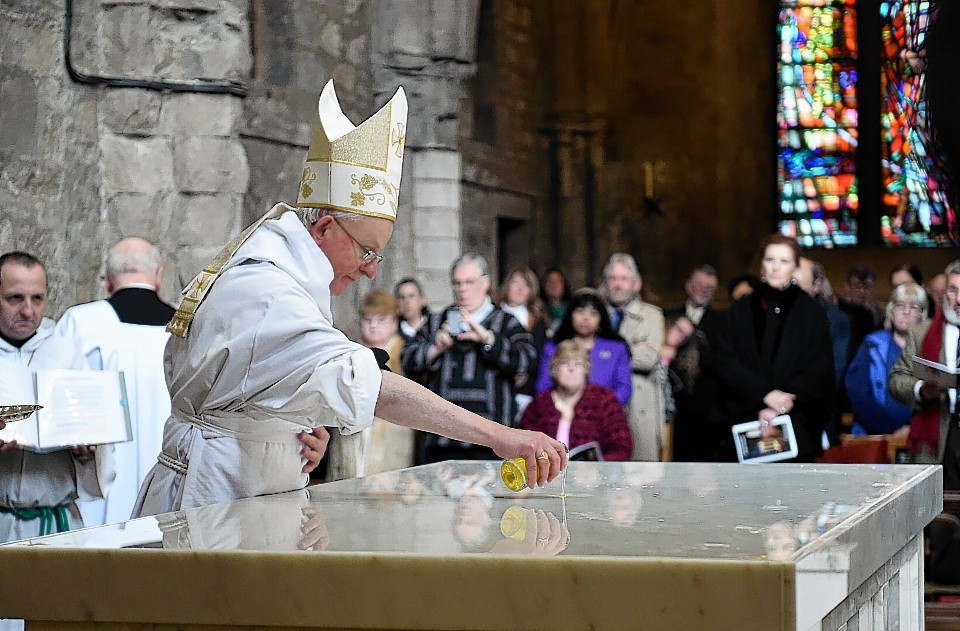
[130,81,565,516]
[55,237,175,525]
[402,252,536,463]
[889,258,960,586]
[601,252,665,461]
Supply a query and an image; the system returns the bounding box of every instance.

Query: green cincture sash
[0,504,71,536]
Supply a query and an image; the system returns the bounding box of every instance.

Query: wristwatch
[482,330,495,352]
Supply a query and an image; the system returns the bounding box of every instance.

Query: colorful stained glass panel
[777,1,859,247]
[879,0,958,246]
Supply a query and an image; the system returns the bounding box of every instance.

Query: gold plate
[0,404,42,422]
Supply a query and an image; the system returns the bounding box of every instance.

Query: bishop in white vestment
[133,81,566,516]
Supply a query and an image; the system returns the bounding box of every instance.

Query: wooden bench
[926,491,960,630]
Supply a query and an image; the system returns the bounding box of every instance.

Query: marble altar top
[0,461,943,631]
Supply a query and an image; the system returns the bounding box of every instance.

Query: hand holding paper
[911,356,960,391]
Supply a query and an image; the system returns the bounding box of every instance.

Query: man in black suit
[664,264,723,461]
[664,264,719,327]
[102,237,175,325]
[55,237,175,526]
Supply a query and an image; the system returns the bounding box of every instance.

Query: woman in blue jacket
[844,281,928,435]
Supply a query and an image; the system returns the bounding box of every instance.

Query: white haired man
[889,259,960,585]
[602,253,665,461]
[401,252,536,464]
[132,82,566,517]
[56,237,175,525]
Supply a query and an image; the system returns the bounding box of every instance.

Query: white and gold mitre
[296,80,407,222]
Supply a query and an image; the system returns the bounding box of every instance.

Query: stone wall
[4,0,955,323]
[0,0,102,314]
[0,0,251,316]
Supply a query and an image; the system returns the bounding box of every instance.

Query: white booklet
[911,356,960,390]
[0,369,132,453]
[732,414,799,464]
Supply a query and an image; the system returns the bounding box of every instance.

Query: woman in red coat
[519,339,633,460]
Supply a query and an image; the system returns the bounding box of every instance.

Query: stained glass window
[879,1,958,246]
[777,1,859,248]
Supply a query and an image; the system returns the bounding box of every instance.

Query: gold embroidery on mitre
[392,122,405,158]
[300,167,317,199]
[296,82,406,222]
[349,173,394,209]
[305,103,392,171]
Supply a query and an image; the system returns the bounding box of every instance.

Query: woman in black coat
[707,234,835,462]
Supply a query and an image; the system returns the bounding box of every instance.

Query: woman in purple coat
[536,289,633,406]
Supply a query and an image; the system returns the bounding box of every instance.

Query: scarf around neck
[909,308,946,455]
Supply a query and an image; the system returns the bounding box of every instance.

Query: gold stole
[166,203,292,338]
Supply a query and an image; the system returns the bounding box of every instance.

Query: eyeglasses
[451,276,484,288]
[333,217,384,265]
[557,360,587,370]
[892,302,923,314]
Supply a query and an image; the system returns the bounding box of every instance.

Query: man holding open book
[0,251,114,542]
[890,258,960,483]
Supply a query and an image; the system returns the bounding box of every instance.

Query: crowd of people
[3,233,959,544]
[373,238,960,479]
[1,77,958,582]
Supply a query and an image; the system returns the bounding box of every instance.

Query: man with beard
[889,258,960,586]
[889,258,960,479]
[601,253,665,461]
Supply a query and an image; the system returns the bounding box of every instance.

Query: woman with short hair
[845,281,928,435]
[520,340,633,460]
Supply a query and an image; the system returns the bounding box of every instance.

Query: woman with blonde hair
[360,289,404,375]
[708,233,835,462]
[844,281,928,435]
[519,340,633,460]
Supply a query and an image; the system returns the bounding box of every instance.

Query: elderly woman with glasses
[519,340,633,461]
[844,281,929,436]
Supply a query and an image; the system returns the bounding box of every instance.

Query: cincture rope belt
[0,504,70,536]
[156,412,308,474]
[157,452,188,475]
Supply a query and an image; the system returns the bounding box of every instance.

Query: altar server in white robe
[0,252,115,543]
[56,238,173,525]
[133,81,567,517]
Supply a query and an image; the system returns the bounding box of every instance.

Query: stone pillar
[410,150,462,311]
[369,0,480,307]
[541,121,607,289]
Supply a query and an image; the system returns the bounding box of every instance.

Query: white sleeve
[76,442,116,501]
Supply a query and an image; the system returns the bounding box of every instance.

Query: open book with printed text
[0,368,132,453]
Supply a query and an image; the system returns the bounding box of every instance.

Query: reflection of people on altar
[764,502,853,560]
